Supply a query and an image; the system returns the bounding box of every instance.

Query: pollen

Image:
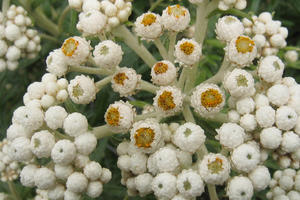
[236,75,248,87]
[235,36,255,54]
[207,157,223,174]
[158,91,176,111]
[61,38,79,57]
[134,127,155,148]
[113,72,128,85]
[141,13,157,26]
[106,107,121,126]
[167,4,186,19]
[180,42,195,55]
[201,89,223,108]
[154,62,169,74]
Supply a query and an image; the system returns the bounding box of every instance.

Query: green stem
[168,31,177,62]
[135,111,161,121]
[39,33,60,44]
[92,125,117,139]
[177,67,188,90]
[201,59,231,85]
[184,65,198,93]
[149,0,164,11]
[2,0,10,19]
[283,46,300,51]
[194,0,209,43]
[112,25,157,68]
[139,80,159,94]
[68,65,113,76]
[95,76,112,90]
[207,184,219,200]
[58,6,71,33]
[182,105,195,123]
[7,181,20,200]
[153,38,169,61]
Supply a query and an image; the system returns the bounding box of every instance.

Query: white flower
[176,169,204,197]
[172,122,206,153]
[215,15,244,42]
[279,175,294,191]
[199,153,230,185]
[191,83,225,116]
[6,124,30,141]
[135,173,153,196]
[46,49,68,77]
[48,184,65,200]
[100,168,112,184]
[134,12,163,40]
[77,10,107,35]
[152,173,177,199]
[254,93,269,109]
[174,38,202,66]
[68,0,82,10]
[30,130,55,158]
[240,114,257,132]
[153,86,183,115]
[231,143,260,173]
[105,101,135,133]
[228,110,241,123]
[45,106,68,130]
[54,164,73,181]
[151,60,177,86]
[10,137,33,162]
[161,5,190,32]
[285,50,298,62]
[51,140,76,165]
[66,172,88,193]
[281,131,300,153]
[61,36,91,65]
[236,97,255,115]
[68,75,96,104]
[74,154,89,169]
[87,181,103,198]
[64,190,81,200]
[82,0,100,12]
[27,82,45,100]
[226,35,257,67]
[34,167,56,190]
[111,67,141,97]
[117,155,130,171]
[188,0,204,4]
[258,55,284,83]
[267,84,290,107]
[227,176,254,200]
[130,119,162,153]
[74,133,97,155]
[20,164,38,187]
[5,24,21,41]
[63,112,88,137]
[83,161,102,181]
[260,127,282,149]
[276,106,298,131]
[216,123,245,149]
[287,191,300,200]
[129,152,148,175]
[154,147,179,173]
[248,165,271,191]
[255,106,275,128]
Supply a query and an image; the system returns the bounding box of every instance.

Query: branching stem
[68,65,113,76]
[95,76,112,90]
[139,80,159,94]
[153,38,169,60]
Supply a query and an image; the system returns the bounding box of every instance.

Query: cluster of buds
[188,0,247,10]
[0,5,41,72]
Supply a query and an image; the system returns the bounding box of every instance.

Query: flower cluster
[0,5,41,71]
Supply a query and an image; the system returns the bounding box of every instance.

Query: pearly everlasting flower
[215,15,244,42]
[10,137,33,162]
[63,112,88,137]
[199,153,230,185]
[77,10,107,36]
[61,36,91,65]
[6,124,30,141]
[227,176,253,200]
[161,5,190,32]
[130,119,162,153]
[152,173,177,199]
[276,106,298,131]
[46,49,68,77]
[151,60,177,86]
[172,122,206,153]
[135,173,153,196]
[74,133,97,155]
[68,75,97,104]
[55,164,73,181]
[51,140,76,165]
[176,170,204,197]
[267,84,290,107]
[66,172,88,193]
[48,184,65,200]
[83,161,102,181]
[87,181,103,198]
[105,101,135,133]
[30,130,55,158]
[260,127,282,149]
[240,114,257,132]
[153,86,183,115]
[226,35,257,67]
[248,165,271,191]
[228,110,241,123]
[134,12,163,40]
[281,131,300,153]
[20,164,38,187]
[255,106,276,128]
[93,40,123,69]
[174,38,202,66]
[129,152,148,175]
[44,106,68,130]
[34,167,56,190]
[111,67,141,96]
[191,84,225,116]
[154,147,179,173]
[254,93,269,109]
[216,123,245,149]
[258,55,284,83]
[64,190,81,200]
[285,50,298,62]
[236,97,255,115]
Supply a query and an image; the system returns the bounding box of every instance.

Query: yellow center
[167,5,186,19]
[201,89,223,108]
[141,13,157,26]
[134,128,155,148]
[154,62,169,74]
[235,36,255,54]
[180,42,195,55]
[114,73,128,85]
[158,91,176,111]
[106,107,121,126]
[207,157,224,174]
[61,38,79,57]
[72,84,84,98]
[236,75,248,87]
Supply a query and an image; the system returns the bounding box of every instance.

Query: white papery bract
[216,123,245,149]
[215,15,244,42]
[176,169,204,197]
[63,112,88,137]
[51,140,76,165]
[46,49,68,77]
[161,5,190,32]
[227,176,254,200]
[151,60,177,86]
[30,130,55,158]
[152,172,177,199]
[248,165,271,191]
[260,127,282,149]
[174,38,202,66]
[134,12,163,40]
[77,10,107,36]
[258,55,284,83]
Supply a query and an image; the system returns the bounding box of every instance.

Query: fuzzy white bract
[174,38,202,66]
[161,5,190,32]
[134,12,163,40]
[151,60,177,86]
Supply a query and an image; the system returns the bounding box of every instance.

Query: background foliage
[0,0,299,199]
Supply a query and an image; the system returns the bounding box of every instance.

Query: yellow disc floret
[141,13,157,26]
[235,36,255,54]
[207,157,223,174]
[113,72,129,85]
[201,89,223,108]
[158,91,176,111]
[154,62,169,74]
[167,4,186,19]
[180,41,195,55]
[106,107,121,126]
[61,38,79,57]
[134,127,155,148]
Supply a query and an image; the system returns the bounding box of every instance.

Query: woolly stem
[207,184,219,200]
[7,181,21,200]
[58,6,71,33]
[194,0,209,43]
[39,33,60,44]
[201,58,231,85]
[68,65,113,76]
[182,105,195,123]
[92,125,118,139]
[112,25,157,68]
[153,38,169,61]
[139,80,159,94]
[184,65,198,93]
[168,31,177,62]
[2,0,10,19]
[95,76,112,90]
[135,111,162,121]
